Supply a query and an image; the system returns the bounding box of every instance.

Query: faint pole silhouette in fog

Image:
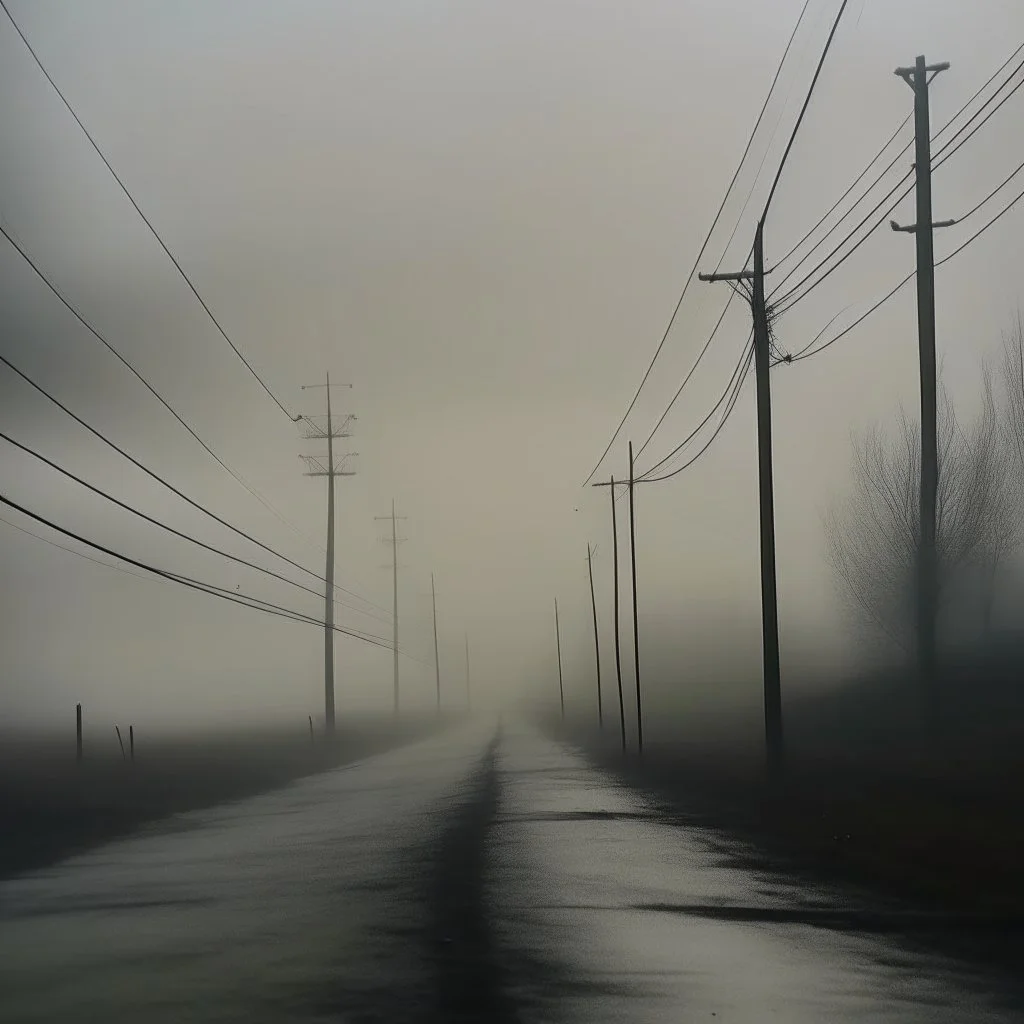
[432,572,442,714]
[300,376,356,734]
[593,476,627,752]
[554,597,565,721]
[628,442,643,756]
[375,501,407,716]
[587,542,603,730]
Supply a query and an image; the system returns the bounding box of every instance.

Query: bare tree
[998,312,1024,500]
[827,378,1016,653]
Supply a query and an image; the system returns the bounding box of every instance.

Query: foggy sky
[1,0,1022,731]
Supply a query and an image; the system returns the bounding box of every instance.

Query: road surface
[0,718,1020,1022]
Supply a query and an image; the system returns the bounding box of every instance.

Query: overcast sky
[1,0,1022,733]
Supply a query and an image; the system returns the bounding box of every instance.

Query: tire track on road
[424,732,517,1024]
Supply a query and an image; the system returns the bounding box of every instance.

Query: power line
[638,332,754,481]
[934,179,1024,269]
[760,0,851,225]
[0,224,320,549]
[0,428,391,627]
[771,46,1024,313]
[580,0,813,487]
[639,341,755,484]
[0,511,151,583]
[634,290,737,461]
[0,492,403,650]
[784,177,1024,365]
[2,504,423,660]
[955,155,1024,223]
[0,0,300,423]
[785,272,913,363]
[771,114,912,272]
[632,1,850,470]
[772,40,1024,278]
[0,349,387,615]
[930,56,1024,172]
[773,171,914,313]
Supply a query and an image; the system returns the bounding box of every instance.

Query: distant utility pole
[628,442,643,756]
[891,55,953,721]
[586,542,603,730]
[300,374,355,735]
[464,633,471,712]
[374,501,407,716]
[554,597,565,721]
[592,477,627,751]
[431,572,441,713]
[700,223,783,778]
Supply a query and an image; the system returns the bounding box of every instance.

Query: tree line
[827,314,1024,654]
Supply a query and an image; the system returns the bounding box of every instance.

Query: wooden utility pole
[554,597,565,720]
[700,222,783,777]
[892,55,953,720]
[375,502,407,716]
[300,376,355,735]
[586,542,603,730]
[464,633,471,712]
[628,443,643,756]
[76,702,82,762]
[431,572,441,713]
[592,477,627,751]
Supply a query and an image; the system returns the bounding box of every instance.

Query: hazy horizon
[2,0,1023,731]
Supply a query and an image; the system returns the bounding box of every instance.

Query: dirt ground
[565,718,1024,920]
[0,714,450,879]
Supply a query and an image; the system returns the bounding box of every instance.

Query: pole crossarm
[300,414,356,440]
[698,270,756,282]
[895,61,949,83]
[890,218,958,233]
[300,454,357,477]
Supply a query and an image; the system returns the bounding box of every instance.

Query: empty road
[0,718,1020,1022]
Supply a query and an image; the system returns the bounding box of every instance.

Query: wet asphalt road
[0,718,1021,1022]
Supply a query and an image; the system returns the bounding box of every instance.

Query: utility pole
[587,542,603,730]
[465,633,471,712]
[554,597,565,721]
[300,375,355,735]
[628,442,643,756]
[592,477,627,751]
[374,501,407,716]
[891,55,953,723]
[700,222,783,777]
[431,572,441,713]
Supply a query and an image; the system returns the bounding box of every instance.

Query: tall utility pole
[464,633,471,712]
[628,442,643,756]
[431,572,441,713]
[554,597,565,721]
[592,477,627,751]
[700,222,783,777]
[891,55,953,720]
[300,375,355,735]
[586,542,603,730]
[374,501,406,716]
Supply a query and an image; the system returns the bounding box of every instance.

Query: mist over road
[0,720,1020,1022]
